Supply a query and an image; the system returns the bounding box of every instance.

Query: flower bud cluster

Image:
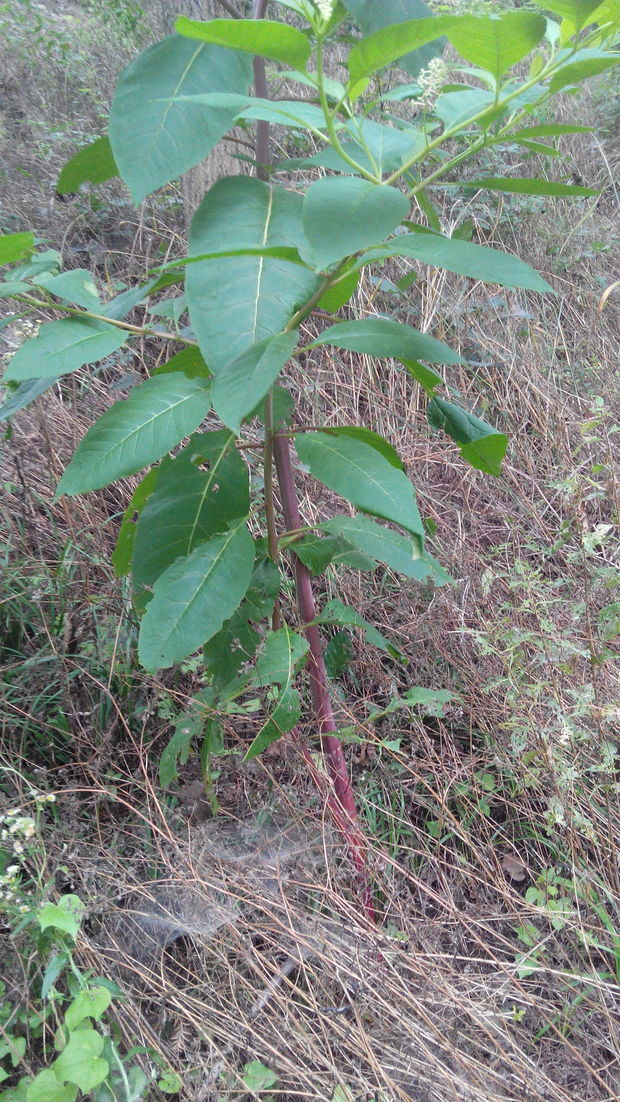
[313,0,335,23]
[417,56,449,108]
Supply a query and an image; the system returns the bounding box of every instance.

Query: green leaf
[362,232,553,292]
[212,331,298,433]
[453,177,598,197]
[446,13,546,79]
[158,1071,183,1095]
[342,0,442,78]
[242,1061,279,1092]
[64,987,112,1031]
[37,896,85,940]
[295,431,423,539]
[152,346,210,379]
[0,377,58,423]
[203,557,280,690]
[245,626,309,760]
[312,599,404,661]
[56,136,118,194]
[301,178,409,271]
[33,270,101,309]
[0,1036,26,1068]
[293,534,376,575]
[507,124,594,139]
[41,953,69,1000]
[320,514,450,583]
[159,711,204,788]
[531,0,609,29]
[132,430,249,608]
[3,318,127,383]
[320,426,406,470]
[549,49,620,91]
[317,268,360,312]
[311,316,460,366]
[11,249,60,280]
[348,15,457,86]
[428,397,507,475]
[112,469,159,577]
[254,626,309,687]
[0,281,29,298]
[57,376,212,496]
[109,35,252,203]
[433,88,496,131]
[325,630,354,678]
[0,232,34,266]
[26,1071,77,1102]
[187,177,319,374]
[138,520,254,670]
[236,98,329,131]
[53,1029,108,1093]
[175,17,311,68]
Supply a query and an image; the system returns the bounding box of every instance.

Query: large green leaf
[282,120,428,178]
[132,430,249,609]
[428,397,507,475]
[311,599,404,661]
[362,232,553,292]
[186,176,319,373]
[0,377,58,423]
[293,533,377,574]
[301,178,409,271]
[446,13,546,79]
[33,269,101,309]
[56,136,118,194]
[321,426,406,470]
[109,35,252,203]
[342,0,444,78]
[321,514,443,579]
[175,17,311,68]
[52,1029,108,1092]
[311,316,461,365]
[152,346,210,378]
[56,376,212,496]
[138,520,254,670]
[203,557,280,691]
[245,626,309,760]
[212,330,299,433]
[295,431,424,538]
[323,515,449,584]
[0,232,34,266]
[531,0,610,29]
[3,318,128,382]
[548,49,620,92]
[452,177,598,197]
[112,468,159,577]
[348,15,458,86]
[27,1069,78,1102]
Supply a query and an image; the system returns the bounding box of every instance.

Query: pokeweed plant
[1,0,618,913]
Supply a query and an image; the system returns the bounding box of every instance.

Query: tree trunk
[146,0,249,231]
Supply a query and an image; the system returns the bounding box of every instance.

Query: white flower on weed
[314,0,335,22]
[18,905,29,913]
[417,56,449,108]
[6,866,19,877]
[12,841,24,855]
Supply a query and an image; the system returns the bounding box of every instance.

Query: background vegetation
[1,1,618,1100]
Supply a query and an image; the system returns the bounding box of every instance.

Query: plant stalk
[251,6,374,918]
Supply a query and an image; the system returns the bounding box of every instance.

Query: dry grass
[1,5,619,1100]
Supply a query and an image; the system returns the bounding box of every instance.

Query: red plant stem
[252,2,374,921]
[273,435,375,921]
